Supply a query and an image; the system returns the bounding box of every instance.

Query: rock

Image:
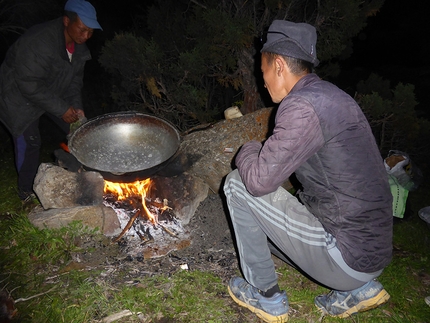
[224,106,243,119]
[30,165,207,235]
[33,163,104,209]
[180,107,275,192]
[151,173,209,225]
[28,205,121,237]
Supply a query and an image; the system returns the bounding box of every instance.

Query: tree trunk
[238,48,263,115]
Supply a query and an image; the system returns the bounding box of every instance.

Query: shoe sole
[316,289,390,318]
[228,286,289,323]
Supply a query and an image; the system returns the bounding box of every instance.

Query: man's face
[64,16,94,44]
[261,54,285,104]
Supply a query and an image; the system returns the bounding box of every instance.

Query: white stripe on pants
[223,169,382,292]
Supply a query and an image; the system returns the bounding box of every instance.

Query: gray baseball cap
[261,20,319,67]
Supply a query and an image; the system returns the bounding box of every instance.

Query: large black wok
[68,112,181,182]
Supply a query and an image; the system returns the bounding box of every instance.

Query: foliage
[0,214,93,271]
[99,0,386,129]
[0,153,21,212]
[0,0,61,39]
[99,31,222,131]
[0,0,25,36]
[355,73,430,163]
[313,0,384,62]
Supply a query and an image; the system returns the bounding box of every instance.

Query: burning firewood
[112,208,143,243]
[104,179,178,243]
[157,223,177,237]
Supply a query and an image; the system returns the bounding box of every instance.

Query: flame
[104,179,157,223]
[104,178,151,200]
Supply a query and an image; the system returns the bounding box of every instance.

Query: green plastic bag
[388,174,409,218]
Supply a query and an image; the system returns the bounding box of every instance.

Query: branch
[101,310,134,323]
[190,0,207,9]
[14,286,57,303]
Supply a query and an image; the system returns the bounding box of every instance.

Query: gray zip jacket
[0,17,91,136]
[236,73,393,273]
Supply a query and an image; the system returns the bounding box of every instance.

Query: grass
[5,270,235,322]
[1,147,430,322]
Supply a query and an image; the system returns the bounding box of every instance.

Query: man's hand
[75,109,85,118]
[62,106,79,123]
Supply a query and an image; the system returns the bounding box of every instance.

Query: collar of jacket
[289,73,319,95]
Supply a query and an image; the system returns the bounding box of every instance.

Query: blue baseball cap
[64,0,102,30]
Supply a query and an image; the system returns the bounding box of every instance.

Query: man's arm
[236,96,325,196]
[14,35,71,117]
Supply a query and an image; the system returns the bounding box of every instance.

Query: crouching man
[223,20,392,323]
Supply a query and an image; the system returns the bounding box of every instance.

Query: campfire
[30,136,209,259]
[102,178,191,259]
[104,178,179,242]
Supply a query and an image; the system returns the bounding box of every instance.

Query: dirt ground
[72,192,247,286]
[60,190,297,323]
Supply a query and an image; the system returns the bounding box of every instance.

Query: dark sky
[349,0,426,68]
[339,0,429,116]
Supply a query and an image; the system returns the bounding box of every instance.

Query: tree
[219,0,386,113]
[0,0,63,60]
[355,73,430,161]
[99,0,385,130]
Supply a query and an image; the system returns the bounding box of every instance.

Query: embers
[103,179,190,258]
[103,193,180,242]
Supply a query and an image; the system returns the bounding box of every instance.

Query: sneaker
[314,279,390,318]
[425,296,430,307]
[227,277,289,323]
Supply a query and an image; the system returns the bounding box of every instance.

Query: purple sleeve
[236,96,325,196]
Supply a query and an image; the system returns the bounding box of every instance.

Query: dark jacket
[236,73,393,273]
[0,17,91,136]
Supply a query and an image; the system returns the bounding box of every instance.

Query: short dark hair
[64,10,78,23]
[263,52,313,75]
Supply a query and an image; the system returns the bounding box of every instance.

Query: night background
[1,0,429,163]
[338,0,429,118]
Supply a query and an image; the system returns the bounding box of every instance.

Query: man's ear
[275,57,285,76]
[63,16,70,27]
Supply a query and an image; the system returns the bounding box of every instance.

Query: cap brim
[79,16,103,30]
[261,39,319,67]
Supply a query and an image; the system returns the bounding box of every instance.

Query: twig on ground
[14,286,57,303]
[101,309,134,323]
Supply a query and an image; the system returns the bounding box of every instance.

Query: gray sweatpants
[224,169,382,292]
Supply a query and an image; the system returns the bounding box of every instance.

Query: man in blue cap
[224,20,392,322]
[0,0,102,203]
